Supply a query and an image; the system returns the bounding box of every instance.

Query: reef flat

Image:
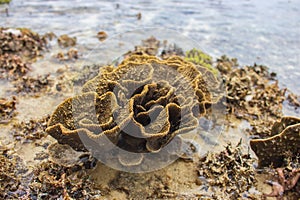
[0,27,299,199]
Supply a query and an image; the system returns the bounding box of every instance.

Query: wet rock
[57,34,76,48]
[110,170,170,199]
[97,31,108,41]
[55,48,79,61]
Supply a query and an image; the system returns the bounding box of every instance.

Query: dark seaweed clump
[0,27,47,58]
[0,147,28,199]
[198,141,256,199]
[14,75,53,94]
[217,55,286,137]
[11,115,49,142]
[0,96,17,124]
[29,161,101,200]
[0,53,30,80]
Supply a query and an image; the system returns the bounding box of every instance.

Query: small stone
[97,31,108,41]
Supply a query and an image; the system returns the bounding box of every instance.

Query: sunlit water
[1,0,299,94]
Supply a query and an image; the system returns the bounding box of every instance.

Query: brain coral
[46,54,219,166]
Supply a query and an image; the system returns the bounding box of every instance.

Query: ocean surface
[1,0,299,94]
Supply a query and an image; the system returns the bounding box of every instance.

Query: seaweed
[198,141,256,199]
[14,75,53,94]
[0,96,17,124]
[11,115,49,142]
[185,48,218,75]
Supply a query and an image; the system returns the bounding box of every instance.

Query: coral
[287,93,300,108]
[0,146,28,199]
[161,43,184,59]
[218,55,285,137]
[250,116,300,168]
[197,141,256,199]
[0,154,21,199]
[216,55,238,74]
[0,27,47,59]
[0,53,30,80]
[57,34,76,48]
[0,96,17,124]
[11,115,49,142]
[14,74,53,94]
[125,36,160,57]
[55,48,79,61]
[46,54,220,166]
[29,160,101,199]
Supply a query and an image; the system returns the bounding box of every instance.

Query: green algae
[0,0,11,4]
[185,48,218,75]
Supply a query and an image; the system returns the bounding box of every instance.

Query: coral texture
[250,116,300,168]
[46,54,219,165]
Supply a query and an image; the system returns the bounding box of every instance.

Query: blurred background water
[0,0,299,94]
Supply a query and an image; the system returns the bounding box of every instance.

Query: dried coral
[250,116,300,168]
[218,55,285,137]
[57,34,76,48]
[198,141,256,199]
[125,36,160,57]
[29,160,101,199]
[55,48,79,61]
[0,27,47,59]
[0,96,17,124]
[11,115,49,142]
[0,147,28,199]
[287,93,300,108]
[46,54,220,166]
[14,74,53,94]
[0,53,30,80]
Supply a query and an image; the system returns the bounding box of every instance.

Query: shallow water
[1,2,300,198]
[1,0,299,94]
